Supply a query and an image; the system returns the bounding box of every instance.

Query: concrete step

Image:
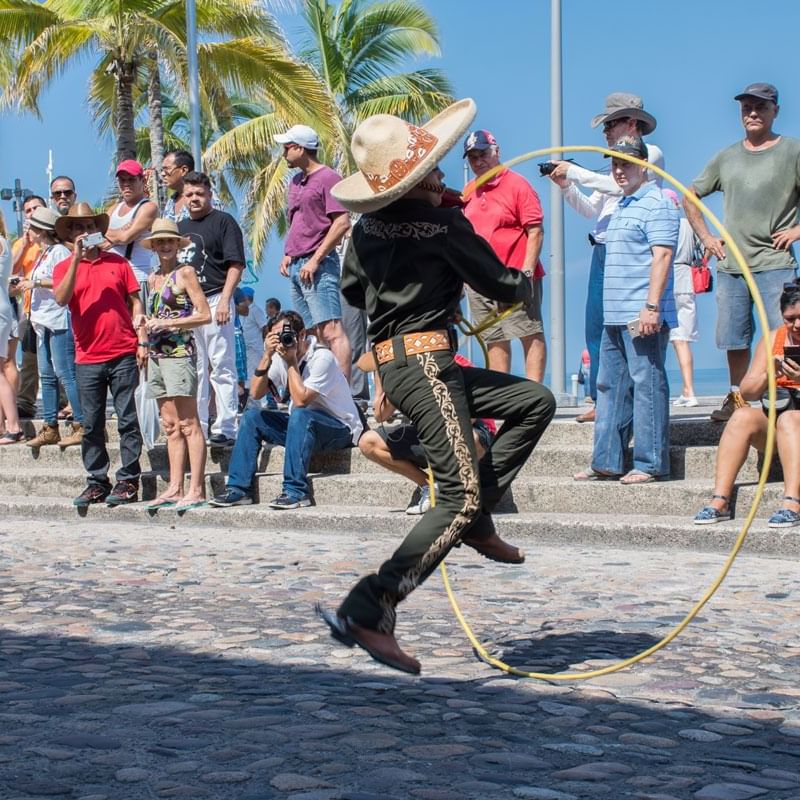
[0,467,787,519]
[0,500,794,557]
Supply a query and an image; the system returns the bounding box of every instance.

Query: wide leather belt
[373,329,451,365]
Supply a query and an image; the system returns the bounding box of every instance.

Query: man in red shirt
[463,130,546,381]
[53,203,148,508]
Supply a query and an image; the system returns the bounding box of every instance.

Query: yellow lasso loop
[434,144,777,680]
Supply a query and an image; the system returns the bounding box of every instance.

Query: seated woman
[694,280,800,528]
[142,219,211,511]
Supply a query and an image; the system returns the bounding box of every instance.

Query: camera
[537,158,576,177]
[82,231,106,249]
[8,276,21,286]
[278,322,297,348]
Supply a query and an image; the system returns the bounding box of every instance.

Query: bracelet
[253,367,268,377]
[137,343,148,348]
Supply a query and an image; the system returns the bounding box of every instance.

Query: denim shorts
[289,252,342,329]
[716,268,796,350]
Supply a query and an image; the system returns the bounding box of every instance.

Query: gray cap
[604,136,648,161]
[591,92,657,136]
[734,82,779,104]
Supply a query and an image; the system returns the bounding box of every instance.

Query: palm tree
[0,0,331,169]
[205,0,454,262]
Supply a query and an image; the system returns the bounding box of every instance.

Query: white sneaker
[682,396,699,407]
[406,482,437,514]
[673,395,688,406]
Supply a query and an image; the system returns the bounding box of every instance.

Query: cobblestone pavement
[0,517,798,800]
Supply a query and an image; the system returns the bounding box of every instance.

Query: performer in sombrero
[317,98,556,674]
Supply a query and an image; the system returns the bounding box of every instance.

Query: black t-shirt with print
[177,209,245,296]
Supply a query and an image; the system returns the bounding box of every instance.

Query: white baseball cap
[274,124,320,149]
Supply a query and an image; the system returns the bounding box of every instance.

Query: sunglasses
[51,189,75,198]
[602,117,630,132]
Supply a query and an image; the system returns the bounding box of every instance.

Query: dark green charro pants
[338,347,556,633]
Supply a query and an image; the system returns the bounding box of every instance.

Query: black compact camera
[537,158,576,177]
[279,322,297,348]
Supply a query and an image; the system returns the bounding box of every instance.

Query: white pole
[186,0,202,170]
[46,149,54,210]
[549,0,568,402]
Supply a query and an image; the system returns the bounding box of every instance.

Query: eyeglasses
[160,165,179,175]
[51,189,74,198]
[602,117,630,132]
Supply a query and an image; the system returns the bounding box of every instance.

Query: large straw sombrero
[54,202,109,243]
[332,98,477,213]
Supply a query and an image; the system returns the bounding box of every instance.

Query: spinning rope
[435,144,778,680]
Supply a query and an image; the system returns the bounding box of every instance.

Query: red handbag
[692,257,713,293]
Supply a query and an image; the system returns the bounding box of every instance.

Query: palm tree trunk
[115,59,137,163]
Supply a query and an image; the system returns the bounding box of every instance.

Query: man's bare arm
[683,189,725,260]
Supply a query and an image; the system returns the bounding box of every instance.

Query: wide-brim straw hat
[332,98,477,214]
[141,218,191,250]
[28,206,60,233]
[54,202,109,243]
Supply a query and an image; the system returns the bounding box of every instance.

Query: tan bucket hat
[590,92,657,136]
[141,218,191,250]
[28,207,60,233]
[332,98,477,213]
[54,202,110,243]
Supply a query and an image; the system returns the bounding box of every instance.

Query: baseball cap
[233,288,247,305]
[604,136,648,161]
[274,124,320,149]
[734,82,779,104]
[116,159,144,177]
[240,286,255,300]
[462,129,497,157]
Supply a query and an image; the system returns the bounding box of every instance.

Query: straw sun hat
[332,98,477,213]
[141,218,191,250]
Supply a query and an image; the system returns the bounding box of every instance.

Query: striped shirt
[603,182,679,327]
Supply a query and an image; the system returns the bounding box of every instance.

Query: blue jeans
[716,268,796,349]
[592,325,670,477]
[227,406,353,500]
[36,325,83,425]
[584,244,605,401]
[289,252,343,329]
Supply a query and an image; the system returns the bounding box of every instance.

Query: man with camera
[462,129,546,382]
[209,310,362,509]
[53,203,147,507]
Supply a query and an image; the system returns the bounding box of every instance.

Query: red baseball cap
[116,159,144,177]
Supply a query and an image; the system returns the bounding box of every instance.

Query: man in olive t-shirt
[685,82,800,422]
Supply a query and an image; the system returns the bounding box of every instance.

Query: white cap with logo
[274,124,320,149]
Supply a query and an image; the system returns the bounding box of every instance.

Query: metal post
[549,0,571,403]
[186,0,202,170]
[463,159,473,363]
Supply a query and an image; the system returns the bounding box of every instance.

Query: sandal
[768,495,800,528]
[0,431,25,446]
[573,467,621,481]
[694,494,731,525]
[146,497,178,511]
[620,469,658,485]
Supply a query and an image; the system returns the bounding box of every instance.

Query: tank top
[147,270,195,359]
[771,326,800,389]
[109,199,154,282]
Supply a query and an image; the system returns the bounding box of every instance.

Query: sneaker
[106,480,139,506]
[209,488,253,507]
[406,482,436,515]
[673,395,689,406]
[269,493,311,509]
[73,484,110,507]
[710,391,742,422]
[767,507,800,528]
[208,434,236,447]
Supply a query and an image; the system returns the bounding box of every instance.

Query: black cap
[604,136,648,161]
[734,82,779,104]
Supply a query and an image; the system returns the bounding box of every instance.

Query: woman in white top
[0,210,23,444]
[18,207,83,448]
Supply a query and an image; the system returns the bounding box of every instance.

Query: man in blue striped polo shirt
[583,136,679,484]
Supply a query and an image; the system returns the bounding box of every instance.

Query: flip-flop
[620,469,657,485]
[573,467,620,481]
[146,498,178,511]
[174,500,208,513]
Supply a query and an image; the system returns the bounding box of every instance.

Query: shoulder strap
[124,199,149,261]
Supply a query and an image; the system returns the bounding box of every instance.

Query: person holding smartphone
[695,280,800,527]
[52,203,148,508]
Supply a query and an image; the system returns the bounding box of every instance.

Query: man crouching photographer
[209,310,363,509]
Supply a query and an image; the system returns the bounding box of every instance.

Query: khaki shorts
[147,355,198,399]
[465,277,543,344]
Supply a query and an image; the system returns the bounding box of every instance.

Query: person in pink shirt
[463,129,546,381]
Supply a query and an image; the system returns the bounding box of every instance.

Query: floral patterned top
[147,270,194,359]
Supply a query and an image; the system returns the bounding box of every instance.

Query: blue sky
[2,0,799,385]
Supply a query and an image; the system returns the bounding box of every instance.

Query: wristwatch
[645,302,659,312]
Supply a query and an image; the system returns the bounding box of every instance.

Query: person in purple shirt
[275,125,352,378]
